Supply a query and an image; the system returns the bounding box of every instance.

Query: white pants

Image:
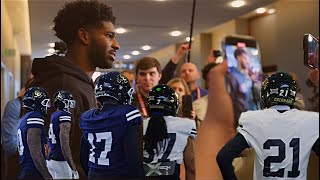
[47,160,72,179]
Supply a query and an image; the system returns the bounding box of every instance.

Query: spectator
[193,49,222,123]
[121,70,135,87]
[308,68,319,87]
[225,48,261,128]
[26,1,119,178]
[132,44,190,117]
[180,62,208,101]
[195,52,235,179]
[167,77,195,119]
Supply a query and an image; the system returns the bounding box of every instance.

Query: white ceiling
[27,0,278,62]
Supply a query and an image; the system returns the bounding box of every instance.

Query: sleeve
[159,60,177,84]
[123,124,145,178]
[1,100,21,155]
[312,138,319,156]
[80,134,89,176]
[26,111,45,129]
[189,120,197,140]
[236,113,252,146]
[216,133,250,180]
[125,106,142,126]
[58,111,72,124]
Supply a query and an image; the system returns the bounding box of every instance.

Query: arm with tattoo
[27,128,52,179]
[59,122,77,171]
[183,137,196,180]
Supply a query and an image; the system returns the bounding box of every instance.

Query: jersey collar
[269,105,290,111]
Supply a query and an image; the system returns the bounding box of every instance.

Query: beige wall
[250,0,319,110]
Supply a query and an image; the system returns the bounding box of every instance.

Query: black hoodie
[28,54,96,178]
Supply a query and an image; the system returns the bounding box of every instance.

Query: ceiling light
[230,0,246,8]
[256,8,266,14]
[123,55,131,59]
[47,48,55,53]
[131,50,140,55]
[170,31,181,37]
[48,43,55,47]
[142,45,151,51]
[129,64,134,70]
[115,27,127,34]
[268,8,276,14]
[186,37,194,42]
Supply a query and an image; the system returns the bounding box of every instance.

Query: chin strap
[71,170,79,179]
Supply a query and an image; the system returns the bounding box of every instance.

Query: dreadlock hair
[144,113,169,155]
[53,0,116,46]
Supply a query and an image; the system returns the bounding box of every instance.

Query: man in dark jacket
[27,0,120,178]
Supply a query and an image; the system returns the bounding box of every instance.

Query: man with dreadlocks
[143,84,197,180]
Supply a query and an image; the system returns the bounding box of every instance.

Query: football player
[80,72,145,179]
[47,90,79,179]
[217,72,319,180]
[143,84,197,180]
[17,87,52,179]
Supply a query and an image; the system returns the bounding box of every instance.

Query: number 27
[88,132,112,166]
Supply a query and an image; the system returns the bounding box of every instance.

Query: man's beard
[88,41,113,70]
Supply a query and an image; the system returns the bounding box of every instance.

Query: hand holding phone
[182,95,193,119]
[303,33,319,68]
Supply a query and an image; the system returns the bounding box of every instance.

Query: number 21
[263,138,300,178]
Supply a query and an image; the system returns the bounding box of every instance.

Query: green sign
[4,48,16,57]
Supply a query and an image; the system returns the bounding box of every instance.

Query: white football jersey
[143,116,197,164]
[237,106,319,180]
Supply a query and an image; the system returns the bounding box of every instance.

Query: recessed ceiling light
[47,48,55,53]
[48,43,55,47]
[155,0,166,1]
[268,8,276,14]
[230,0,246,8]
[170,31,181,37]
[186,37,194,42]
[115,27,127,34]
[131,51,140,55]
[256,7,266,14]
[123,55,131,59]
[142,45,151,51]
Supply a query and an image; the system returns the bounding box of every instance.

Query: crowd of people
[1,0,319,180]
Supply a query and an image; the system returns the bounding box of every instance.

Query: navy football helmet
[23,87,51,116]
[147,84,180,116]
[260,72,297,109]
[53,90,76,113]
[94,71,133,105]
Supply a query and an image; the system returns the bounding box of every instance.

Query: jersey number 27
[88,132,112,166]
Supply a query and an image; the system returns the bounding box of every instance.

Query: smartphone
[182,95,193,118]
[303,33,319,68]
[222,35,261,72]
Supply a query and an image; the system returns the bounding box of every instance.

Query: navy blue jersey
[17,111,47,170]
[80,104,142,177]
[48,111,72,161]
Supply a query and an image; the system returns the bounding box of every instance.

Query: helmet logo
[34,90,42,97]
[57,92,63,99]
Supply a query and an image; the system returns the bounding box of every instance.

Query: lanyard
[136,88,148,117]
[196,87,201,100]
